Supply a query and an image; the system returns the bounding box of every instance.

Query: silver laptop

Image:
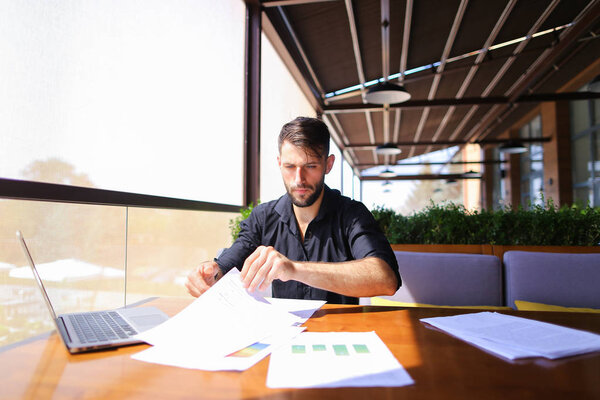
[17,230,169,354]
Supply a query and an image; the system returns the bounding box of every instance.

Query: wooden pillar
[505,129,521,209]
[243,0,261,206]
[541,101,572,206]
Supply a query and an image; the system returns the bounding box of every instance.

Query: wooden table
[2,297,599,399]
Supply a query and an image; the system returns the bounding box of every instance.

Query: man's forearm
[289,257,398,298]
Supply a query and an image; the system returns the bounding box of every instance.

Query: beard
[285,177,325,208]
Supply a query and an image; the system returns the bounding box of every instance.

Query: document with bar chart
[266,331,414,388]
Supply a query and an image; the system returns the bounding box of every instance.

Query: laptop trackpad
[120,306,169,332]
[129,314,167,330]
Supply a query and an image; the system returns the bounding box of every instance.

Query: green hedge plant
[371,201,600,246]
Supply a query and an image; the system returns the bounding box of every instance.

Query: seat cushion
[504,251,600,309]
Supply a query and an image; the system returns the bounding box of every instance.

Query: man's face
[278,141,334,208]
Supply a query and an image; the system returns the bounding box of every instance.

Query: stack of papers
[132,269,324,371]
[421,311,600,360]
[266,331,414,388]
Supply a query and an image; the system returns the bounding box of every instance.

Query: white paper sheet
[132,270,327,371]
[134,269,303,359]
[266,331,414,388]
[421,311,600,360]
[265,297,326,323]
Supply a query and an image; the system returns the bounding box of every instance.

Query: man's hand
[185,261,222,297]
[240,246,296,292]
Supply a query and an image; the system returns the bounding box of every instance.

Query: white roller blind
[0,0,245,205]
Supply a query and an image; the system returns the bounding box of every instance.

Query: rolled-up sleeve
[346,202,401,291]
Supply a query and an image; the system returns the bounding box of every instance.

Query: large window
[0,0,245,205]
[571,82,600,207]
[519,115,544,208]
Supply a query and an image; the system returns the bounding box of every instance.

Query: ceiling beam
[262,0,340,7]
[322,91,600,113]
[347,136,551,149]
[357,160,507,167]
[360,174,482,181]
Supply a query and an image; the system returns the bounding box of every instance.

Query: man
[186,117,400,304]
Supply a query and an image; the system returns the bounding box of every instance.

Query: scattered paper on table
[132,269,325,370]
[421,311,600,360]
[266,331,414,388]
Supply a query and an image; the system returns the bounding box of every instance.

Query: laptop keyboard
[68,311,138,343]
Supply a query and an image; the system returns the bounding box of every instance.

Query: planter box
[391,244,493,255]
[390,244,600,260]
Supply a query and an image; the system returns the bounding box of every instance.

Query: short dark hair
[278,117,330,159]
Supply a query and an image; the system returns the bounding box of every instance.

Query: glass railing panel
[125,208,237,304]
[0,199,126,348]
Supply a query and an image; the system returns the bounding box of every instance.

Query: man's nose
[294,167,305,184]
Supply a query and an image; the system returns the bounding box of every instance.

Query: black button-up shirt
[216,185,401,304]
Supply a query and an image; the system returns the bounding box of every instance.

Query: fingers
[201,263,218,282]
[185,266,203,297]
[241,246,291,292]
[185,262,220,297]
[240,246,263,280]
[241,246,269,291]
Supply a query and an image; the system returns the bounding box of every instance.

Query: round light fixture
[365,81,411,104]
[379,168,396,178]
[462,170,481,178]
[499,140,527,154]
[375,143,402,156]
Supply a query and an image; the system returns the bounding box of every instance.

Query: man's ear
[325,154,335,174]
[277,155,281,168]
